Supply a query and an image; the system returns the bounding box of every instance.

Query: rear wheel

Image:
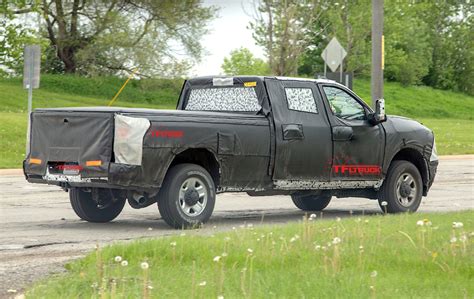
[291,193,332,211]
[378,160,423,213]
[158,164,216,229]
[69,188,126,223]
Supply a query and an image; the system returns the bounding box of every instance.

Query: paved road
[0,156,473,297]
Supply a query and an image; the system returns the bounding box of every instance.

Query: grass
[0,75,473,168]
[27,211,474,298]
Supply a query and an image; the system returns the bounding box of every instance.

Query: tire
[291,193,332,211]
[69,188,126,223]
[378,160,423,213]
[158,164,216,229]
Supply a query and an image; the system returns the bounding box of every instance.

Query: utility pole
[371,0,384,108]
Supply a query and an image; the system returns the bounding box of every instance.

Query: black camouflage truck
[24,76,439,228]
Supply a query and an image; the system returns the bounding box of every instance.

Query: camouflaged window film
[186,87,262,112]
[284,88,318,113]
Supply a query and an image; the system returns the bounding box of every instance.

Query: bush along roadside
[27,211,473,298]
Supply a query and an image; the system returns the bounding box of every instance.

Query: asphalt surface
[0,156,473,298]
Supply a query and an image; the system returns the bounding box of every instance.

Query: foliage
[295,1,473,94]
[249,0,326,76]
[221,47,269,76]
[0,19,49,76]
[27,211,473,298]
[0,0,216,77]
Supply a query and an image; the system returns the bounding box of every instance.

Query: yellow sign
[244,81,257,87]
[382,35,385,70]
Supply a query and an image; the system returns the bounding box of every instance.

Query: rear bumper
[23,160,158,192]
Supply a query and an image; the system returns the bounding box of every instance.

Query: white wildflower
[364,219,369,224]
[7,289,17,293]
[381,201,388,206]
[198,281,207,286]
[180,232,186,237]
[416,220,424,227]
[450,237,457,243]
[121,260,128,267]
[336,217,341,222]
[247,248,253,254]
[222,252,228,257]
[114,256,122,263]
[452,222,464,229]
[290,237,296,243]
[315,245,321,251]
[247,224,253,228]
[213,256,221,262]
[147,285,153,290]
[356,218,362,223]
[217,295,224,299]
[170,241,177,247]
[332,237,341,245]
[147,227,153,231]
[459,235,467,242]
[140,262,149,269]
[370,270,378,278]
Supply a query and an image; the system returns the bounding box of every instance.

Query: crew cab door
[266,78,332,181]
[318,84,385,182]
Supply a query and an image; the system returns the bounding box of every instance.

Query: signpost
[23,45,41,155]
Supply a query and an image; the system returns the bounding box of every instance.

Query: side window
[285,88,318,113]
[323,86,366,120]
[186,87,261,112]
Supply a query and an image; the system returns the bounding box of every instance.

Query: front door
[319,84,385,182]
[266,79,332,182]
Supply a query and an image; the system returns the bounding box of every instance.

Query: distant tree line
[0,0,216,77]
[228,0,473,95]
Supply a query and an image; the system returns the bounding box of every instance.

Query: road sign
[23,45,41,156]
[321,37,347,72]
[23,45,41,89]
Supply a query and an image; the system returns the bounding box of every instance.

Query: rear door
[266,78,332,181]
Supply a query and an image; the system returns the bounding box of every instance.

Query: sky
[192,0,266,76]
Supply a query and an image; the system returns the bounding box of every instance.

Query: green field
[0,75,473,168]
[27,211,473,298]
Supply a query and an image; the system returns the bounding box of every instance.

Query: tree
[249,0,325,76]
[221,47,269,76]
[1,0,216,77]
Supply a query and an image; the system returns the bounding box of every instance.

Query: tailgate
[25,111,114,178]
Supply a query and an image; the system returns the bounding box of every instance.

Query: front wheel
[378,160,423,213]
[158,164,216,229]
[291,192,332,211]
[69,188,126,222]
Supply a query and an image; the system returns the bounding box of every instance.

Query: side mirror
[369,98,387,124]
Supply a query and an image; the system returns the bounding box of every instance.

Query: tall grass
[27,211,473,298]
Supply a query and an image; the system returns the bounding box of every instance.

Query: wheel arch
[388,147,429,196]
[168,148,220,187]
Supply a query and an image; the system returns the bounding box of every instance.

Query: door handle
[282,124,304,140]
[332,126,353,141]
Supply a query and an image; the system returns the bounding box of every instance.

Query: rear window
[185,87,261,112]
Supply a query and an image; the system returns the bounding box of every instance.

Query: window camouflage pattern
[285,88,318,113]
[186,87,261,112]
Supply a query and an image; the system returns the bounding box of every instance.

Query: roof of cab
[188,75,338,85]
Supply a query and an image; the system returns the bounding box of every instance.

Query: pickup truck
[24,76,438,229]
